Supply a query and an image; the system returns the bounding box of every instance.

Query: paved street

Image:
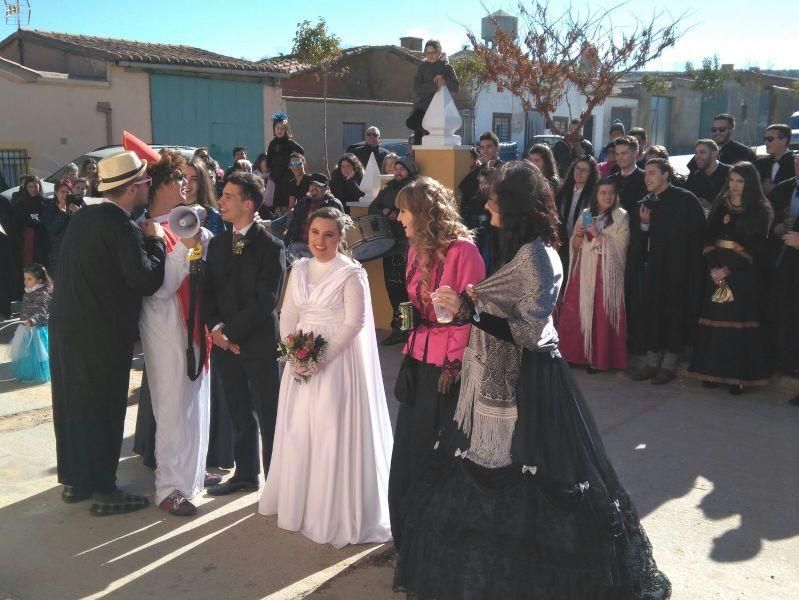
[1,322,798,599]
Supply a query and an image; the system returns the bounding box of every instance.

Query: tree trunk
[323,70,330,175]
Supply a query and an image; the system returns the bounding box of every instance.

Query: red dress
[557,225,628,370]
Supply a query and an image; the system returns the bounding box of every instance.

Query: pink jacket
[403,237,486,375]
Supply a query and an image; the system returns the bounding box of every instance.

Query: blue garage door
[150,73,264,167]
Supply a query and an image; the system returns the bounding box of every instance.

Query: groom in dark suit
[204,172,286,494]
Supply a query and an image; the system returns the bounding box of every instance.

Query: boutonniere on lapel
[232,233,249,256]
[233,238,249,255]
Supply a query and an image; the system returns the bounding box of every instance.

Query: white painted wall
[471,82,640,155]
[0,64,151,179]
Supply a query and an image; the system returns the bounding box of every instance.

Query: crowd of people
[1,34,797,598]
[458,114,798,400]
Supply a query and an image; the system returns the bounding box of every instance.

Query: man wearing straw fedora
[50,150,167,515]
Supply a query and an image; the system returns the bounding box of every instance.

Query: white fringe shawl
[453,240,561,468]
[564,207,629,361]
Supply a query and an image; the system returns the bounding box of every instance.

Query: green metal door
[150,73,264,166]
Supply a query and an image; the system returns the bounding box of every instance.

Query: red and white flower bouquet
[277,330,328,383]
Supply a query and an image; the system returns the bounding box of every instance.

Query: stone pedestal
[414,85,474,204]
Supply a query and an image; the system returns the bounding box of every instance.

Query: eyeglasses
[172,172,185,181]
[710,127,728,133]
[289,161,304,167]
[131,177,152,187]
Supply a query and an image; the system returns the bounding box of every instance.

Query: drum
[265,215,288,242]
[346,215,397,262]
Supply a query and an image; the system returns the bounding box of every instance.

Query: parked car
[1,144,196,202]
[529,134,563,148]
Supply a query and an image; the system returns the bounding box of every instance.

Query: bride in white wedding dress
[259,207,394,547]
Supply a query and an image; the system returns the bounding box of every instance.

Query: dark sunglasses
[289,161,304,167]
[710,127,728,133]
[172,172,186,181]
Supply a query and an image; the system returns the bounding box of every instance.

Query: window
[491,113,512,142]
[342,122,365,151]
[0,149,30,191]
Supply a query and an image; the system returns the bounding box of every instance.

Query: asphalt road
[1,325,797,599]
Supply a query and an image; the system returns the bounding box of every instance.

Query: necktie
[232,231,243,253]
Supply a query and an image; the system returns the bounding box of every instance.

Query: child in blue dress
[9,263,52,383]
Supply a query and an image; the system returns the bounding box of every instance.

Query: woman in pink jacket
[388,176,486,548]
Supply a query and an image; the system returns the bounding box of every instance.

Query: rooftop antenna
[4,0,31,29]
[4,1,30,65]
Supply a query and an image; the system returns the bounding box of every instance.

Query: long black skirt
[688,255,769,386]
[394,350,671,600]
[133,364,235,470]
[388,359,460,549]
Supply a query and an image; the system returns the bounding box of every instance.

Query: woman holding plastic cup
[388,176,485,548]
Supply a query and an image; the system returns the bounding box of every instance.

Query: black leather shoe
[206,479,259,496]
[382,329,408,346]
[630,365,659,381]
[729,384,744,396]
[62,485,92,503]
[586,366,600,375]
[651,368,675,385]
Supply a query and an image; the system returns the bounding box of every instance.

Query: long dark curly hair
[491,161,560,265]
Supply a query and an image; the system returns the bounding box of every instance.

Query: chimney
[400,37,423,51]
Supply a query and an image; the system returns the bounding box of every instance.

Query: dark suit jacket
[719,139,756,166]
[756,153,796,186]
[50,201,165,352]
[346,143,389,171]
[203,223,286,359]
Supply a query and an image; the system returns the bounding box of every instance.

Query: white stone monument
[421,85,463,147]
[357,153,381,204]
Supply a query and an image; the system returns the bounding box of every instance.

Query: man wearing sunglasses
[756,123,796,194]
[709,113,755,166]
[347,126,389,171]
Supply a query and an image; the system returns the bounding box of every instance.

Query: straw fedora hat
[97,151,147,193]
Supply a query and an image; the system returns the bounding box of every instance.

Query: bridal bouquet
[277,330,328,383]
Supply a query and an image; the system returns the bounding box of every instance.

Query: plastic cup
[432,296,453,324]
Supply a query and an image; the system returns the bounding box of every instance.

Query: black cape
[50,201,165,493]
[640,186,706,354]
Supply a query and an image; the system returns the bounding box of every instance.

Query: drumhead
[351,237,396,262]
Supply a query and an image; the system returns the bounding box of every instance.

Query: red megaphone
[122,130,160,166]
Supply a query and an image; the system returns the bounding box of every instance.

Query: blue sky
[1,0,795,70]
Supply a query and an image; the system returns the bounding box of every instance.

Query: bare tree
[469,2,685,137]
[293,18,344,173]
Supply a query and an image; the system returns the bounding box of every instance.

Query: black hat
[308,172,329,186]
[610,121,625,135]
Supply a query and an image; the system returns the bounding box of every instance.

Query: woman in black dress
[266,113,304,215]
[394,161,671,599]
[688,162,773,394]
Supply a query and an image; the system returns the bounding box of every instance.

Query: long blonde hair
[396,177,471,303]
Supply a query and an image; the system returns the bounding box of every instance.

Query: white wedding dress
[259,254,394,547]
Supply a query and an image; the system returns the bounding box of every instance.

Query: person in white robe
[259,207,394,547]
[138,151,211,516]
